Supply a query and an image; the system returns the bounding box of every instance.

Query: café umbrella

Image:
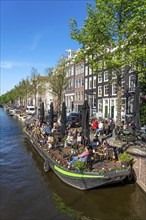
[82,100,90,145]
[60,102,67,136]
[40,102,45,125]
[49,102,54,128]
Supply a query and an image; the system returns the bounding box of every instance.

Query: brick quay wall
[127,146,146,193]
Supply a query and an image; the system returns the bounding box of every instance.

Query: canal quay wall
[127,146,146,193]
[92,133,146,192]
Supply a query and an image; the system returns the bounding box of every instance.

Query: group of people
[91,118,115,136]
[25,116,120,168]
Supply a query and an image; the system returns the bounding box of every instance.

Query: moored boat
[24,129,133,190]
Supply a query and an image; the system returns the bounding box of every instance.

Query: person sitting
[90,136,100,149]
[91,119,99,131]
[68,146,90,166]
[66,132,74,147]
[102,140,110,160]
[45,123,52,136]
[96,120,104,135]
[46,134,54,149]
[76,132,82,147]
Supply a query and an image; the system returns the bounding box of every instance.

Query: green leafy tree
[139,73,146,125]
[47,57,70,114]
[70,0,146,125]
[29,67,47,109]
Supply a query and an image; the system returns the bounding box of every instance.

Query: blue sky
[1,0,93,95]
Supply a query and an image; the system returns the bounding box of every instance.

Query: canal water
[0,108,146,220]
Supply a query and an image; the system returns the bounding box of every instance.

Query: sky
[0,0,93,95]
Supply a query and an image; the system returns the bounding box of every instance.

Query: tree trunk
[116,86,122,126]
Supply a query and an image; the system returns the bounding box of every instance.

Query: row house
[84,63,137,121]
[64,52,75,113]
[65,50,137,121]
[64,50,85,114]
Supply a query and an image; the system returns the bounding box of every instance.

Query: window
[85,78,88,90]
[111,99,114,106]
[112,83,117,95]
[85,65,88,76]
[85,93,88,100]
[71,66,74,76]
[98,86,102,97]
[75,79,78,88]
[121,68,125,76]
[78,92,80,100]
[98,72,102,83]
[75,66,79,75]
[112,71,116,79]
[98,99,102,112]
[89,67,92,75]
[81,91,83,100]
[104,70,108,81]
[93,76,96,88]
[78,78,81,87]
[89,77,92,89]
[129,75,135,91]
[81,78,84,87]
[93,94,96,108]
[81,64,84,73]
[104,85,109,96]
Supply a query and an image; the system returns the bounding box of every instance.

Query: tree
[29,67,47,109]
[47,57,70,114]
[139,72,146,126]
[70,0,146,125]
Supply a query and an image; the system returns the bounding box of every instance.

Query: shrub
[118,152,133,164]
[73,160,86,170]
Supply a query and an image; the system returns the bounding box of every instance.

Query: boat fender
[44,160,50,172]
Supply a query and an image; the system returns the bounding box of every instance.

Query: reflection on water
[53,193,84,220]
[0,109,146,220]
[25,139,146,220]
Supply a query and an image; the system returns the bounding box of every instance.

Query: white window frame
[78,78,81,87]
[93,76,96,88]
[75,79,78,88]
[85,65,88,76]
[89,67,92,75]
[98,72,102,83]
[112,83,117,95]
[81,77,84,87]
[98,99,102,112]
[104,85,109,96]
[85,78,88,90]
[98,86,102,97]
[81,91,83,101]
[89,77,92,89]
[104,70,108,82]
[129,75,135,91]
[121,68,125,76]
[78,92,80,101]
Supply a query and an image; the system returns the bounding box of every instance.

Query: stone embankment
[95,133,146,192]
[127,145,146,192]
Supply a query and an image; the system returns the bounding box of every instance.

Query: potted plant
[118,152,133,165]
[73,160,86,171]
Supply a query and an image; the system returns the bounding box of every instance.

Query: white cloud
[0,61,14,69]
